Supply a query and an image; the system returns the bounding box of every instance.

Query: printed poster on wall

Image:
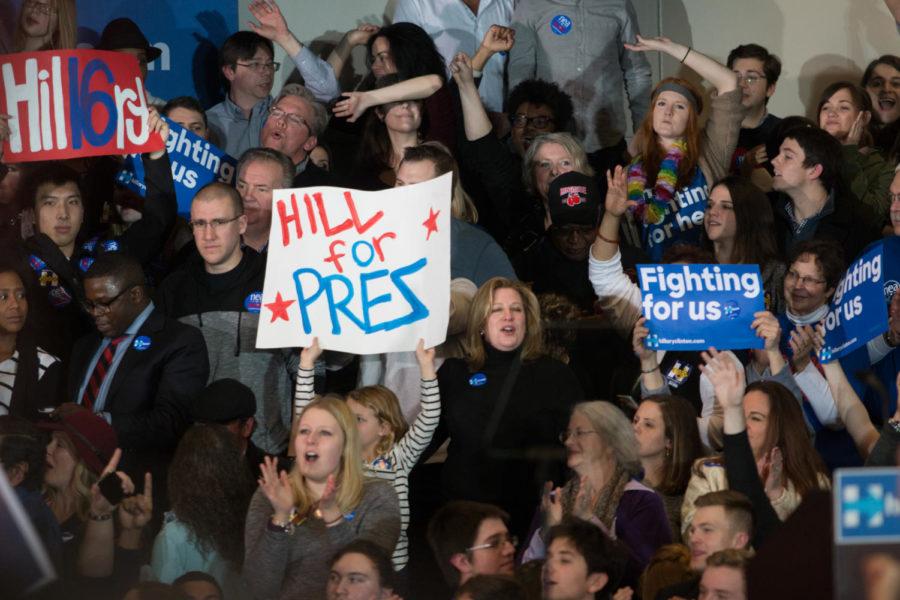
[256,174,452,354]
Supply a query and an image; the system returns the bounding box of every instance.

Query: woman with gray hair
[533,400,672,583]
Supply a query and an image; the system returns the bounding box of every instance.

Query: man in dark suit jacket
[68,252,208,486]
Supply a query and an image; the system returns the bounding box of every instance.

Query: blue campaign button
[244,291,263,313]
[133,336,152,351]
[550,14,573,35]
[723,300,741,319]
[468,372,488,387]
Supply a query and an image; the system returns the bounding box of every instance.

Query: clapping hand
[700,348,745,409]
[541,481,564,528]
[259,455,295,519]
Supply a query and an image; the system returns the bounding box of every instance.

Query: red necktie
[81,336,127,411]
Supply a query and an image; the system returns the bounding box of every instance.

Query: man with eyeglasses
[725,44,783,179]
[155,182,297,455]
[207,31,279,158]
[258,84,334,188]
[428,500,518,595]
[69,252,208,510]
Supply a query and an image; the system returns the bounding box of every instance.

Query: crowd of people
[1,0,899,599]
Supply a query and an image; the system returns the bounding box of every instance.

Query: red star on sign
[265,292,295,323]
[422,207,440,240]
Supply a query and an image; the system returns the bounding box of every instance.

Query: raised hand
[632,317,656,363]
[751,311,782,353]
[119,472,153,531]
[760,447,785,501]
[300,337,323,370]
[89,448,134,516]
[480,25,515,54]
[248,0,290,44]
[541,481,563,528]
[604,165,634,217]
[332,91,371,123]
[147,107,170,160]
[258,455,295,518]
[450,52,475,88]
[345,23,380,48]
[415,339,437,380]
[316,473,342,523]
[623,35,677,55]
[700,348,745,409]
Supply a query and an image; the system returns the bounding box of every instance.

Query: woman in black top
[427,277,584,538]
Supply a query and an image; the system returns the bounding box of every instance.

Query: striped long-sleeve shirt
[294,368,440,570]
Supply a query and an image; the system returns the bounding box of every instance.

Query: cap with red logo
[547,172,600,227]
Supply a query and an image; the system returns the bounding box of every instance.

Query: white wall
[246,0,898,119]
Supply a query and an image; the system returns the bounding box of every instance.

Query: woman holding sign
[244,396,400,599]
[621,36,744,261]
[425,277,584,541]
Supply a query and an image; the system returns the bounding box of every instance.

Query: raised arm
[471,25,516,74]
[390,341,441,470]
[248,0,341,101]
[327,24,380,80]
[625,36,737,95]
[332,75,443,123]
[451,52,492,141]
[589,166,637,262]
[632,317,666,394]
[821,359,880,459]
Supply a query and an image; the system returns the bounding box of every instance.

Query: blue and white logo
[244,291,263,313]
[101,240,120,252]
[885,279,899,304]
[723,300,741,319]
[133,336,152,351]
[550,14,573,35]
[468,372,488,387]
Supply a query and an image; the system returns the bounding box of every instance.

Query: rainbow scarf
[627,139,687,225]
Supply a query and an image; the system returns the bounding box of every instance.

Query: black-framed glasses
[268,106,310,130]
[188,215,243,232]
[559,429,597,443]
[235,60,280,73]
[466,533,518,553]
[510,114,555,129]
[81,285,136,315]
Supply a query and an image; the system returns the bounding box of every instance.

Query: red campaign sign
[0,50,165,163]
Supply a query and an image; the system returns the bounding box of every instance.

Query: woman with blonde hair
[425,276,584,540]
[13,0,77,52]
[244,396,401,599]
[618,36,743,260]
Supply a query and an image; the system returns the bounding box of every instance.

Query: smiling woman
[424,277,584,541]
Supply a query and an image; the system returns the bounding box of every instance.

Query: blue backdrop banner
[76,1,238,107]
[637,263,765,350]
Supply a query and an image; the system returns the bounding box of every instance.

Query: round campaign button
[133,336,152,351]
[244,291,263,313]
[468,372,488,387]
[550,14,573,35]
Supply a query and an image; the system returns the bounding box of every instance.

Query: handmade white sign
[256,174,452,353]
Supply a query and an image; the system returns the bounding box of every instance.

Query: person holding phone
[38,404,153,591]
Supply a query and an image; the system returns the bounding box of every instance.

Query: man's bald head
[193,182,243,216]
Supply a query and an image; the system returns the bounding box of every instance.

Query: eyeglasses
[268,106,310,130]
[24,0,55,16]
[559,429,597,443]
[81,285,136,315]
[235,60,280,73]
[736,74,766,87]
[188,215,242,232]
[466,533,518,553]
[510,114,555,129]
[785,270,826,287]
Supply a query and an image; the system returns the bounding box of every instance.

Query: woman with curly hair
[151,424,255,598]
